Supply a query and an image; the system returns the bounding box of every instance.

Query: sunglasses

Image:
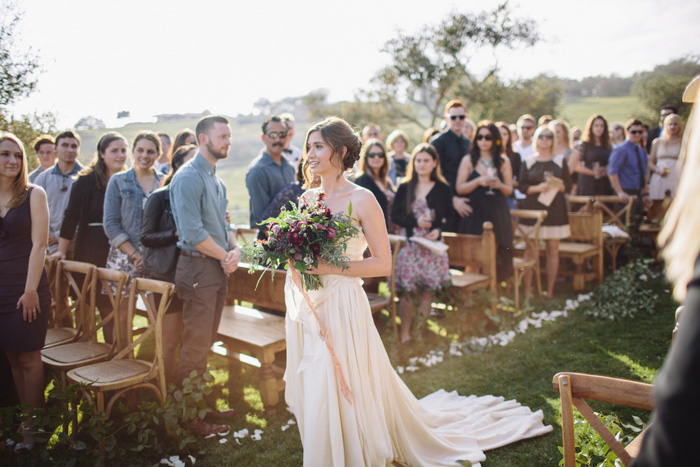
[367,152,385,159]
[628,130,644,135]
[476,134,493,141]
[450,115,466,121]
[538,134,554,140]
[266,131,288,139]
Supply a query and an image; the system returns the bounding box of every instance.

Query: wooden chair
[44,260,96,349]
[218,264,287,413]
[442,223,497,312]
[552,372,654,466]
[639,197,672,259]
[365,236,404,337]
[510,209,547,309]
[44,256,59,319]
[557,208,604,292]
[41,268,129,384]
[595,195,635,271]
[66,278,173,417]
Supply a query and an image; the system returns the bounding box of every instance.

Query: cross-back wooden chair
[44,260,96,349]
[66,278,174,418]
[594,195,636,271]
[44,256,59,319]
[442,222,497,313]
[552,372,653,466]
[41,268,129,384]
[568,195,595,213]
[558,208,604,292]
[510,209,547,309]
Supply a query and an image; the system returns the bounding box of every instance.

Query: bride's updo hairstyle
[302,117,362,187]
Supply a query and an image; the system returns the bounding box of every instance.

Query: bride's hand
[305,262,334,275]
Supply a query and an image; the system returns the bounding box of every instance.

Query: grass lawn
[188,270,676,466]
[560,96,645,129]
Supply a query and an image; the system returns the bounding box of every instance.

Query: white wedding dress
[284,231,552,466]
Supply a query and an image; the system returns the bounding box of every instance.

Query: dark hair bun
[342,132,362,170]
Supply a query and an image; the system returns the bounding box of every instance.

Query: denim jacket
[103,168,164,249]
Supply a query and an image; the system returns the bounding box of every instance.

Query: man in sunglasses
[513,114,536,160]
[34,130,83,254]
[608,118,650,230]
[245,115,295,236]
[431,99,473,232]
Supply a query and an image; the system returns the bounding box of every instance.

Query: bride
[284,117,552,466]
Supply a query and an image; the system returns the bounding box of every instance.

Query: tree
[0,1,40,109]
[369,2,541,128]
[74,116,106,131]
[632,56,699,123]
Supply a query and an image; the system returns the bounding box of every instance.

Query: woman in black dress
[568,114,613,195]
[355,138,395,232]
[0,132,51,450]
[519,126,573,299]
[455,122,514,282]
[51,132,128,343]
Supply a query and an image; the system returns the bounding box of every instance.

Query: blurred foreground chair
[552,372,653,466]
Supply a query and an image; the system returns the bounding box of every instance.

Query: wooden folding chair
[510,209,547,309]
[41,268,129,383]
[552,372,653,466]
[44,260,96,349]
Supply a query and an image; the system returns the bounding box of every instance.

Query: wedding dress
[284,231,552,466]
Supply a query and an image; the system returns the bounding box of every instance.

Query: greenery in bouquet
[241,193,360,291]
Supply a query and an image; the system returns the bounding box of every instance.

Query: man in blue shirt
[245,115,295,235]
[608,118,650,231]
[171,115,240,433]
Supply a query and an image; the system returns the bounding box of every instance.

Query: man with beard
[245,115,295,235]
[170,115,241,435]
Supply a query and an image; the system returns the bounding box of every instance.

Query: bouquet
[241,193,360,291]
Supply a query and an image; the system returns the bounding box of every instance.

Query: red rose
[310,242,321,256]
[289,228,304,246]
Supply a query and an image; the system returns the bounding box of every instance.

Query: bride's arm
[306,190,392,278]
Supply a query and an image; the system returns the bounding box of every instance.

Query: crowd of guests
[0,100,687,445]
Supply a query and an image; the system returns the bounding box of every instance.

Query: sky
[8,0,700,128]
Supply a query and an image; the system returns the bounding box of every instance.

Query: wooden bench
[557,208,604,292]
[442,223,497,312]
[217,264,287,413]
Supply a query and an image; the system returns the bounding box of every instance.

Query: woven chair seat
[449,270,490,288]
[44,328,78,348]
[67,359,152,388]
[367,293,391,314]
[513,256,536,270]
[42,342,111,366]
[558,242,598,255]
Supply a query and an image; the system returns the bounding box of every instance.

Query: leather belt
[180,250,207,258]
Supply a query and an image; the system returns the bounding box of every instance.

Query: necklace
[479,158,494,168]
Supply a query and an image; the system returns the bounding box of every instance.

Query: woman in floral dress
[391,143,453,343]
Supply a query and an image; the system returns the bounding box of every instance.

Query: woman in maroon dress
[0,131,50,451]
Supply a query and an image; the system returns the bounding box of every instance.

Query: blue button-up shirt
[245,150,295,228]
[170,152,230,252]
[34,162,84,252]
[608,140,648,191]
